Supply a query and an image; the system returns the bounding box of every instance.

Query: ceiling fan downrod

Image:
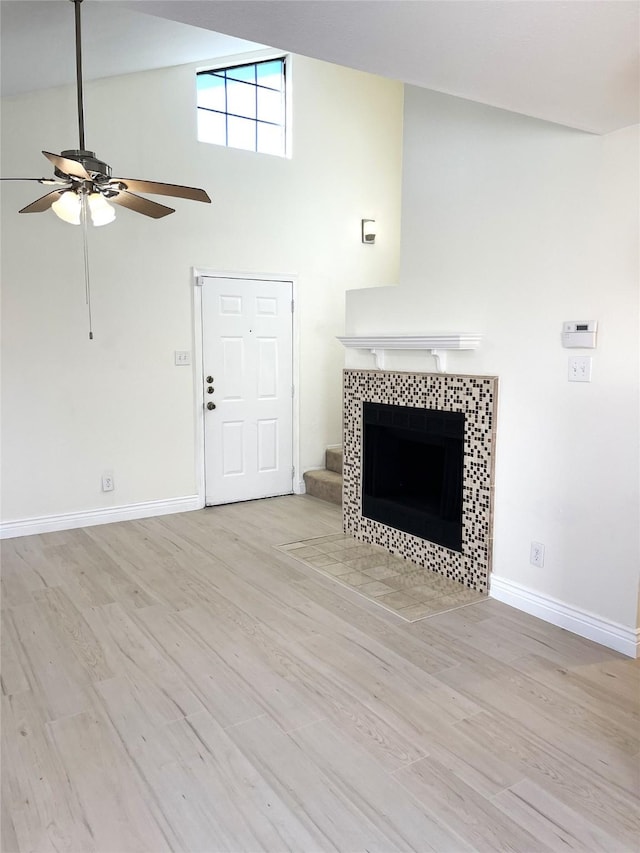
[73,0,86,152]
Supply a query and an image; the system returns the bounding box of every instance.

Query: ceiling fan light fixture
[88,192,116,226]
[51,190,81,225]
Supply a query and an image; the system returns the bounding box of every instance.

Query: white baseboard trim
[0,496,202,540]
[490,575,639,658]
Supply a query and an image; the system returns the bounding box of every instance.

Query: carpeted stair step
[325,446,343,475]
[303,468,342,505]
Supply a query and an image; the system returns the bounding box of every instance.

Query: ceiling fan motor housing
[57,149,112,180]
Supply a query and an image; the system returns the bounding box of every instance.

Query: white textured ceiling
[2,0,639,135]
[0,1,264,96]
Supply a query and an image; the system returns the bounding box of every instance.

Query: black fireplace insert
[362,402,464,552]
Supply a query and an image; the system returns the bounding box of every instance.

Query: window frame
[196,53,291,159]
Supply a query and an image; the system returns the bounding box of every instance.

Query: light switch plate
[174,350,191,366]
[568,356,592,382]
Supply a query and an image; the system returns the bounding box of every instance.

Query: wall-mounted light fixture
[361,219,376,244]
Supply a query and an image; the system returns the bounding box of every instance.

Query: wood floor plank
[174,604,327,733]
[49,544,116,610]
[134,604,269,728]
[47,709,174,853]
[167,711,330,852]
[573,656,640,705]
[393,753,551,852]
[459,710,640,847]
[178,603,427,772]
[83,602,206,718]
[1,692,96,853]
[1,796,20,853]
[299,631,483,752]
[433,656,640,798]
[1,495,638,853]
[225,713,447,852]
[1,536,63,591]
[436,656,639,757]
[475,600,631,667]
[7,604,93,721]
[288,716,475,852]
[0,612,30,697]
[516,650,640,734]
[492,778,630,851]
[410,712,526,798]
[31,587,115,683]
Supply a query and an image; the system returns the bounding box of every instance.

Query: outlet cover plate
[530,541,545,567]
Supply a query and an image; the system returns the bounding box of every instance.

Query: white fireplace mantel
[337,334,482,372]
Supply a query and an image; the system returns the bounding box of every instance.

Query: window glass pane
[196,74,226,112]
[227,115,256,151]
[197,110,226,146]
[226,63,256,84]
[257,87,283,125]
[257,60,284,91]
[196,71,224,91]
[226,79,256,120]
[197,59,287,157]
[257,122,284,157]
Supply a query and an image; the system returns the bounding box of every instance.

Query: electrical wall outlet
[568,356,592,382]
[530,541,545,568]
[101,472,114,492]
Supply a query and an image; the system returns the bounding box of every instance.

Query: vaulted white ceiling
[2,0,638,135]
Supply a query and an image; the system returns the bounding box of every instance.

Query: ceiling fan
[2,0,211,336]
[3,0,211,225]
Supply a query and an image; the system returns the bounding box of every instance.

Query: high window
[197,58,287,157]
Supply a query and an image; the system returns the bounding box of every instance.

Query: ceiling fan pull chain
[73,0,86,151]
[81,194,94,340]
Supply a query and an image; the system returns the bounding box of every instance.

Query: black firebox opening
[362,402,465,552]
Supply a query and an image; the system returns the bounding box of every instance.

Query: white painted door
[201,276,293,505]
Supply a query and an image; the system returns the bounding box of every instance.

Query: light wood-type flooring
[1,495,639,853]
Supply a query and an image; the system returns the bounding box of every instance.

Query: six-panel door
[201,276,294,505]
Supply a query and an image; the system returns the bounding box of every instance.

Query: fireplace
[343,370,498,591]
[362,402,464,552]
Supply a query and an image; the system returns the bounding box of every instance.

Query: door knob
[206,376,214,383]
[207,386,214,394]
[207,402,216,410]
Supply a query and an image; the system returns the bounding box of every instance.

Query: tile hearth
[277,533,486,621]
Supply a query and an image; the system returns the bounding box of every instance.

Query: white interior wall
[345,87,639,634]
[1,55,403,523]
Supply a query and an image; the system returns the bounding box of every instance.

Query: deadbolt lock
[206,376,214,383]
[207,386,214,394]
[206,402,216,410]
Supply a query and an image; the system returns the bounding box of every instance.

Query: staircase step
[326,446,343,475]
[303,468,342,505]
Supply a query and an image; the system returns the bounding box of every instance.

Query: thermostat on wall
[561,321,597,349]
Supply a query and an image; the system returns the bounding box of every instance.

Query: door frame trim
[192,268,301,508]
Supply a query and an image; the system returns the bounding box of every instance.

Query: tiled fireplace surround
[343,370,498,592]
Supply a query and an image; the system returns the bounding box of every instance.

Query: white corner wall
[1,55,403,526]
[345,86,639,644]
